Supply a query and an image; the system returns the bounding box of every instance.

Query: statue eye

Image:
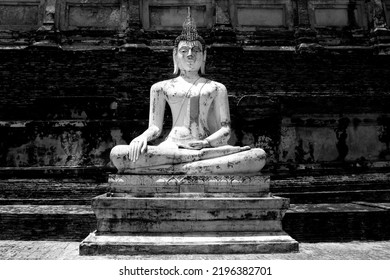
[193,47,201,53]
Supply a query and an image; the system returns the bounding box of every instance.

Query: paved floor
[1,240,390,260]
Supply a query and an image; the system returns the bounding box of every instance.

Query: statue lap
[110,145,266,174]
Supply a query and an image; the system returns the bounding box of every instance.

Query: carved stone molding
[109,174,270,186]
[108,174,271,196]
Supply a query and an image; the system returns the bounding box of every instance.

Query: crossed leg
[110,144,266,174]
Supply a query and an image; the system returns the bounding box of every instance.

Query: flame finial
[174,7,205,49]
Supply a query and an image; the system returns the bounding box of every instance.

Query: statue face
[175,41,204,73]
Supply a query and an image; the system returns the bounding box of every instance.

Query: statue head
[173,8,207,75]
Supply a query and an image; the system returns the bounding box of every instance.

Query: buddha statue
[110,9,266,174]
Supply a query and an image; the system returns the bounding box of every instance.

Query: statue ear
[201,50,207,75]
[173,48,179,75]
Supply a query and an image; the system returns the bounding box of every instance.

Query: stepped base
[80,174,298,255]
[79,231,298,255]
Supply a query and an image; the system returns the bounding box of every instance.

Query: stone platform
[79,175,298,255]
[80,231,297,255]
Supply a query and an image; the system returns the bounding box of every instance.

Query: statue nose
[187,49,193,57]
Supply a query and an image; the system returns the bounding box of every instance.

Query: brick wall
[1,46,390,171]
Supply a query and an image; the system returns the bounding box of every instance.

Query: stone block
[0,0,43,30]
[93,208,284,220]
[96,219,283,233]
[80,231,298,255]
[56,0,127,31]
[237,6,285,27]
[233,0,294,30]
[314,8,350,26]
[141,0,214,30]
[308,0,367,29]
[92,194,289,210]
[92,192,289,234]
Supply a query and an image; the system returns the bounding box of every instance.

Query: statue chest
[165,90,216,117]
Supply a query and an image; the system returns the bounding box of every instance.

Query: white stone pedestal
[79,175,298,255]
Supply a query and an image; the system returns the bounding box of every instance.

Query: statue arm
[128,83,166,161]
[204,83,231,147]
[145,83,166,140]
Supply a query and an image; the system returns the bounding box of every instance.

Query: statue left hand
[187,139,210,150]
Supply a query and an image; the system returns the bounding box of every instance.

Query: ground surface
[1,240,390,260]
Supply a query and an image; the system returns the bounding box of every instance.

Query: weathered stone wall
[1,0,390,173]
[0,0,389,50]
[1,46,390,172]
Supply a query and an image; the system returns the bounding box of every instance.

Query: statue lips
[183,62,195,71]
[185,58,198,69]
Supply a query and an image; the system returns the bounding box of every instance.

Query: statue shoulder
[207,80,227,94]
[151,80,165,91]
[150,79,172,93]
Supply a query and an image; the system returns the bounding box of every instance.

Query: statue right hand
[128,136,147,162]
